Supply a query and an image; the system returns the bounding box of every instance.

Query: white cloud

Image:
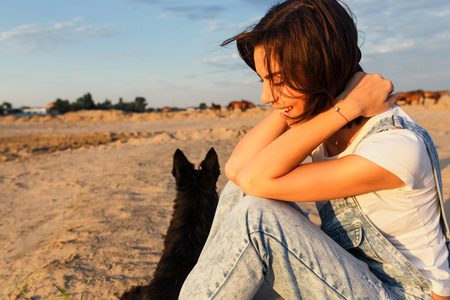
[345,0,450,57]
[193,52,239,65]
[0,17,117,53]
[363,38,415,55]
[204,15,261,33]
[158,5,226,21]
[205,20,222,32]
[98,51,144,60]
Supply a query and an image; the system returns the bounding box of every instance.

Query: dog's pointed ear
[199,147,220,179]
[172,149,194,179]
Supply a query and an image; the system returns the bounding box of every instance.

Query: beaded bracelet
[333,106,349,123]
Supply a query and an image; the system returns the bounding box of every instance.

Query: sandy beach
[1,99,449,299]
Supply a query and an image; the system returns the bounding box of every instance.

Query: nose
[260,82,276,105]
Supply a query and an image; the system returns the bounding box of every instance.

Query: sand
[1,98,449,299]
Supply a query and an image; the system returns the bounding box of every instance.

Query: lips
[275,106,293,119]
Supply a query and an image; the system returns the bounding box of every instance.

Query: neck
[325,117,369,156]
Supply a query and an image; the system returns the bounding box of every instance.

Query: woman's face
[254,45,306,123]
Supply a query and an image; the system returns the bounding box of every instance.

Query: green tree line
[51,93,148,114]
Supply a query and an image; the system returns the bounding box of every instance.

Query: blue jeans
[179,115,444,299]
[179,181,433,299]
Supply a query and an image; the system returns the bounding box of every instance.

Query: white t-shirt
[311,105,450,295]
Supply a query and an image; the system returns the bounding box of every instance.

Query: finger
[387,93,400,106]
[388,80,395,95]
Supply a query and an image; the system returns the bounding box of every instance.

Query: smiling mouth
[276,106,292,115]
[273,106,293,120]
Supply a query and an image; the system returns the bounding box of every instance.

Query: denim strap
[358,115,450,242]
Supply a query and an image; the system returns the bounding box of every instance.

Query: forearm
[225,109,289,183]
[235,104,353,191]
[230,72,397,197]
[235,72,397,198]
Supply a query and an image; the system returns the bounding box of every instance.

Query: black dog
[121,147,220,300]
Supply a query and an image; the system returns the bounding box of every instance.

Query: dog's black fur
[120,148,220,300]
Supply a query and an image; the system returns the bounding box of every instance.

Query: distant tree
[74,93,95,110]
[134,97,147,112]
[114,97,131,112]
[199,102,207,110]
[2,102,12,108]
[97,99,113,110]
[52,98,71,114]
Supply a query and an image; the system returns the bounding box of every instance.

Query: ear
[172,149,194,179]
[199,147,220,180]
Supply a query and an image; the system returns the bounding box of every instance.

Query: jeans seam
[249,229,347,300]
[210,241,253,299]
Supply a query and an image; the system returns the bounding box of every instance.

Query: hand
[335,72,398,118]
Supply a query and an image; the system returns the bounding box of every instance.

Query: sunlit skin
[228,46,450,298]
[254,46,370,155]
[225,45,404,203]
[226,46,450,299]
[434,293,450,300]
[256,49,305,125]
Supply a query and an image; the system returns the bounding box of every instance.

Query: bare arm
[432,292,450,300]
[225,109,289,183]
[235,73,403,201]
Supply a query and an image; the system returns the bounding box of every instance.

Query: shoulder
[356,105,424,155]
[355,125,430,189]
[357,128,425,162]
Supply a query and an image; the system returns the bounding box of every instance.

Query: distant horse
[211,102,221,113]
[228,100,256,112]
[423,90,449,104]
[397,90,424,105]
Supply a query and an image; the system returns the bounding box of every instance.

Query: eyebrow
[255,71,281,81]
[271,71,282,77]
[265,72,282,80]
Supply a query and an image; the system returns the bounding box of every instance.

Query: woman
[179,0,450,299]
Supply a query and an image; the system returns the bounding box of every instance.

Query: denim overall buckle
[391,115,404,129]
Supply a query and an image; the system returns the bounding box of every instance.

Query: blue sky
[1,0,449,109]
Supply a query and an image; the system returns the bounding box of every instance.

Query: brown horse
[423,90,449,104]
[397,90,424,105]
[211,102,221,113]
[228,100,256,112]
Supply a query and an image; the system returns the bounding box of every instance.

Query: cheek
[284,89,306,108]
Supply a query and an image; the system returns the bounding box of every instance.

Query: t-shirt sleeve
[354,129,429,190]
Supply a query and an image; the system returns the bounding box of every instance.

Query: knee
[222,180,243,195]
[233,196,305,231]
[235,195,270,213]
[231,196,278,229]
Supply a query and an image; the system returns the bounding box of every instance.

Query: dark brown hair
[222,0,362,124]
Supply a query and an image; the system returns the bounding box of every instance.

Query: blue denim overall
[320,115,450,299]
[179,116,448,300]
